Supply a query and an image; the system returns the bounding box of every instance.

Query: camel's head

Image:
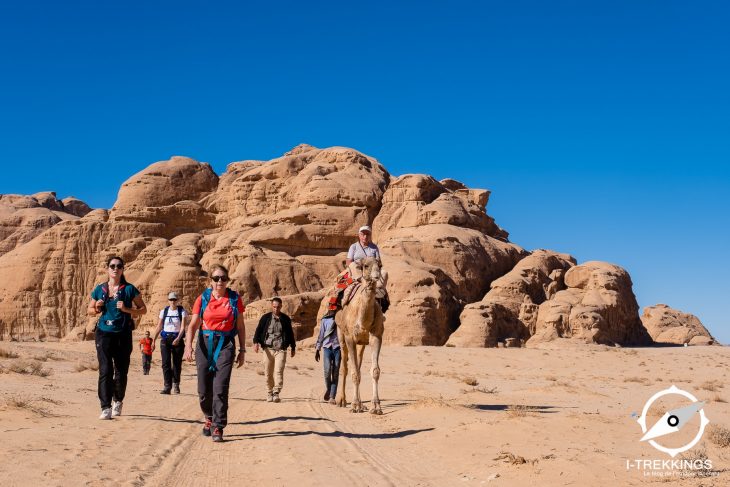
[351,257,381,284]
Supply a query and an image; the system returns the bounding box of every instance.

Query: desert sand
[1,339,727,486]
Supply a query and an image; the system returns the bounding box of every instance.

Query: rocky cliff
[0,144,714,346]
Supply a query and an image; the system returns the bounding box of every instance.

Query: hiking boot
[173,384,180,394]
[99,408,112,420]
[212,427,223,442]
[266,393,274,402]
[273,393,281,403]
[202,417,212,437]
[324,390,330,401]
[160,388,171,395]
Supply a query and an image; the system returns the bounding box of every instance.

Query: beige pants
[263,348,287,394]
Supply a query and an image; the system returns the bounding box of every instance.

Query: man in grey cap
[325,225,389,315]
[152,291,188,394]
[346,225,381,266]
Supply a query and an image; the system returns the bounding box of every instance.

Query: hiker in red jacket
[183,264,246,443]
[139,331,153,375]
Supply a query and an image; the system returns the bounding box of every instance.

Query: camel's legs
[335,338,348,407]
[356,343,368,412]
[369,333,383,414]
[345,334,363,412]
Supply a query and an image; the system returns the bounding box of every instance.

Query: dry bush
[74,360,99,372]
[461,376,479,386]
[707,425,730,448]
[474,386,498,394]
[700,380,723,392]
[7,360,52,377]
[544,375,558,382]
[711,394,727,403]
[678,447,716,477]
[506,404,539,418]
[0,348,20,359]
[624,376,650,385]
[493,451,536,465]
[33,352,65,362]
[3,395,51,417]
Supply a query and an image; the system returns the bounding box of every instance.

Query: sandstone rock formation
[0,146,389,341]
[446,250,575,347]
[372,174,525,345]
[0,145,711,348]
[528,261,653,347]
[0,192,91,256]
[641,304,716,345]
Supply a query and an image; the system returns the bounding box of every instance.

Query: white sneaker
[111,401,123,417]
[266,394,274,402]
[99,408,112,420]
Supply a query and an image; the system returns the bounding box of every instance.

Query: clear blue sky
[1,1,728,343]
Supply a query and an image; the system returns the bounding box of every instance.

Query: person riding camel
[326,226,389,316]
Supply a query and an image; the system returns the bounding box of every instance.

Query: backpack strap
[228,289,240,322]
[200,288,212,319]
[162,306,170,324]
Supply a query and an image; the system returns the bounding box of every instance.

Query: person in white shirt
[325,225,389,315]
[346,225,381,266]
[152,292,188,394]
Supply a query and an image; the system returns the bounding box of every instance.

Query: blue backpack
[199,288,240,371]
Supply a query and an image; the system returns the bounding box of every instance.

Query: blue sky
[1,1,728,343]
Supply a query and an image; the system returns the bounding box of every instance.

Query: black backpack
[162,305,184,327]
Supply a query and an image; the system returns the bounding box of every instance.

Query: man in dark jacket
[253,297,296,403]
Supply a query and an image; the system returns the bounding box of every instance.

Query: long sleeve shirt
[316,317,340,350]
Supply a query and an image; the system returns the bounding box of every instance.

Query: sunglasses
[169,299,178,302]
[109,264,124,270]
[211,275,229,283]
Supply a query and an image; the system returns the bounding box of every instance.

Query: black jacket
[253,312,296,351]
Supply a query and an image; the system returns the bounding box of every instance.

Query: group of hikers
[88,225,381,442]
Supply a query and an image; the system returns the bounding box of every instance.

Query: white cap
[358,225,372,233]
[168,292,178,300]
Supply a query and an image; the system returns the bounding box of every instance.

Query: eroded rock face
[0,192,91,257]
[0,147,392,342]
[0,146,706,347]
[372,174,525,345]
[528,261,653,347]
[446,250,575,347]
[641,304,716,345]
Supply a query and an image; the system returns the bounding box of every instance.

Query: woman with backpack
[87,256,147,420]
[183,264,246,442]
[151,291,187,394]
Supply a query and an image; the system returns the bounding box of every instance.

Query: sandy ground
[0,339,728,487]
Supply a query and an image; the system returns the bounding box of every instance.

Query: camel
[334,256,386,414]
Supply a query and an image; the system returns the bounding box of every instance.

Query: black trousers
[160,335,184,387]
[142,353,152,374]
[196,335,235,429]
[95,328,133,409]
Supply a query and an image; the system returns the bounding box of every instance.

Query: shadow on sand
[224,427,434,442]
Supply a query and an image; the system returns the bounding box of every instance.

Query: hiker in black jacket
[252,297,296,403]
